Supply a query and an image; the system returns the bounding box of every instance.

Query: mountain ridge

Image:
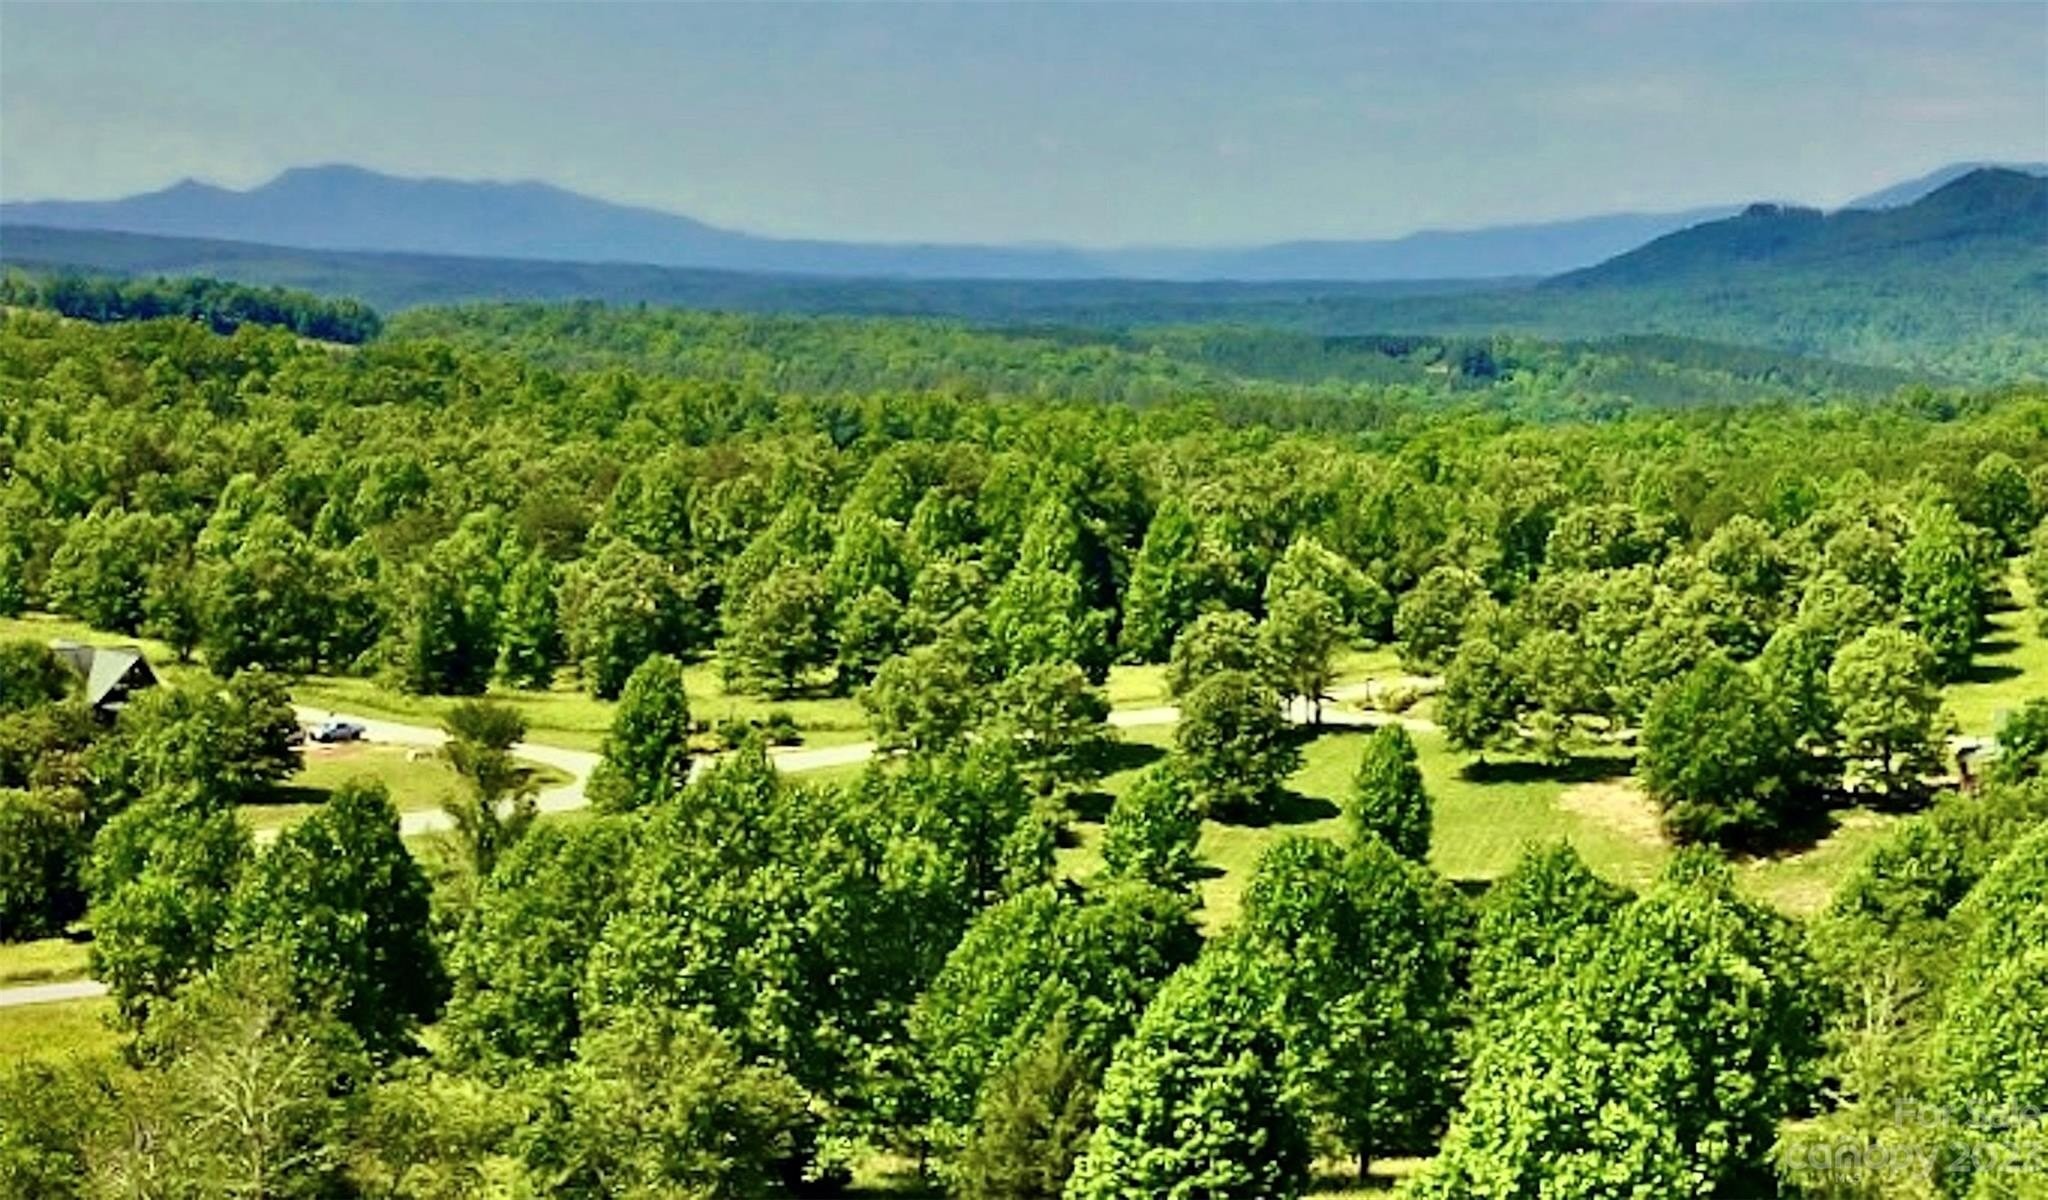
[4,163,1743,282]
[1549,167,2048,290]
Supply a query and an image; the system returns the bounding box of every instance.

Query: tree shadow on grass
[1068,789,1113,825]
[1960,658,2022,686]
[1457,753,1634,787]
[1448,877,1494,901]
[1091,739,1167,778]
[1221,788,1341,829]
[257,782,327,809]
[1311,1165,1400,1192]
[1725,803,1846,861]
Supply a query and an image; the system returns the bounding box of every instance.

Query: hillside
[1842,159,2046,210]
[1551,167,2048,288]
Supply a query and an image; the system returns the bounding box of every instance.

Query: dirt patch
[1557,779,1667,847]
[303,741,372,761]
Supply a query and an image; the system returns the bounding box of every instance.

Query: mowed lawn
[242,742,569,835]
[0,997,120,1065]
[1065,716,1913,928]
[1944,567,2047,739]
[0,937,92,987]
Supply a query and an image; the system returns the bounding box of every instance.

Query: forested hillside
[383,302,1927,414]
[3,303,2048,1195]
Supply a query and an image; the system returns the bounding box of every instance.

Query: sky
[3,1,2044,247]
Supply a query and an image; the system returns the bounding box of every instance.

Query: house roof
[50,641,157,709]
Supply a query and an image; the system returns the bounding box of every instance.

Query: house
[51,640,159,718]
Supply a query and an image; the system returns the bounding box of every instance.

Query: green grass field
[239,743,570,834]
[1064,717,1906,929]
[1944,567,2047,739]
[0,997,120,1065]
[0,937,91,987]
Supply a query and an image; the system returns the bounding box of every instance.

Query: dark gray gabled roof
[50,641,158,709]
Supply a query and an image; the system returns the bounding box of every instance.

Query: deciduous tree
[1066,947,1309,1200]
[1173,670,1300,821]
[1830,626,1945,801]
[1101,764,1202,892]
[224,780,445,1057]
[1640,654,1801,847]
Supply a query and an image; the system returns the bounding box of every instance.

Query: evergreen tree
[1348,723,1431,862]
[953,1019,1099,1200]
[496,549,561,688]
[587,653,692,814]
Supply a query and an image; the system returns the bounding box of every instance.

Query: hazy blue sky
[4,2,2043,245]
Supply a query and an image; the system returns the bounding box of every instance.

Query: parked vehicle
[308,718,367,744]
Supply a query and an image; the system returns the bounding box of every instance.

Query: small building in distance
[51,640,159,718]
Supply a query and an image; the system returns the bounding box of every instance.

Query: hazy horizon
[4,1,2044,247]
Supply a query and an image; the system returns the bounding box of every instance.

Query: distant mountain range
[0,160,1994,284]
[5,161,2036,285]
[0,163,1749,281]
[4,167,2043,380]
[7,160,2038,283]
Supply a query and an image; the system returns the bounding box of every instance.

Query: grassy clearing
[1066,724,1647,929]
[0,996,120,1065]
[242,743,572,834]
[1067,719,1897,929]
[0,937,92,987]
[1735,808,1904,918]
[291,675,622,752]
[678,661,871,749]
[1945,566,2047,739]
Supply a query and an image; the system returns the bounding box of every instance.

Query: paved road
[0,684,1432,1011]
[0,978,107,1010]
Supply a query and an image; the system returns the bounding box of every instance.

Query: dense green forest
[3,298,2048,1197]
[0,271,381,343]
[385,303,1927,414]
